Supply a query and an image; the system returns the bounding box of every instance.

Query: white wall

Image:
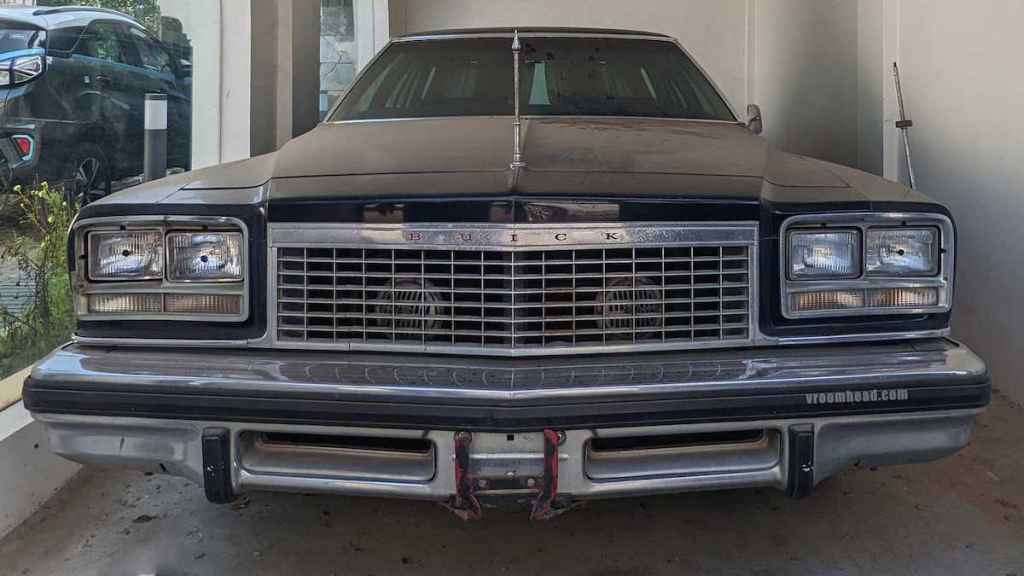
[884,0,1024,402]
[750,0,861,168]
[856,0,884,176]
[391,0,864,169]
[220,0,252,163]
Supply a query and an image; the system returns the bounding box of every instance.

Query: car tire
[65,142,112,206]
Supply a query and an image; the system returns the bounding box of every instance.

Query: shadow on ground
[2,395,1022,576]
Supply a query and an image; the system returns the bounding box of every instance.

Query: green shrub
[0,183,78,380]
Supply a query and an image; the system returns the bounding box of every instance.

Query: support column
[250,0,320,155]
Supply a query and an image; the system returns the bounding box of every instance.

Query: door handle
[94,74,112,86]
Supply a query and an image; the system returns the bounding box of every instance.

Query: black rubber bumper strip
[24,379,991,432]
[786,424,816,499]
[201,428,235,504]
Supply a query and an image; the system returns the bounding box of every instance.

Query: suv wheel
[66,143,111,206]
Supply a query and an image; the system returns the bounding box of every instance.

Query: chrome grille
[271,223,756,356]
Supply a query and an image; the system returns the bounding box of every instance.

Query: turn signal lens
[88,293,162,314]
[790,290,866,313]
[165,294,242,315]
[791,287,941,314]
[867,287,939,308]
[88,230,164,281]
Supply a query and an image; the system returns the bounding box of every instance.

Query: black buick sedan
[25,28,988,520]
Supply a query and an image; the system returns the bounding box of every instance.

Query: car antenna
[511,30,527,175]
[892,62,916,189]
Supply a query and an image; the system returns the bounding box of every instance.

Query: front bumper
[25,339,989,506]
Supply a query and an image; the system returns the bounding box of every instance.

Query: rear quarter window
[0,26,45,54]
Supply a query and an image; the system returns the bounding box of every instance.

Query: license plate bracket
[446,430,566,520]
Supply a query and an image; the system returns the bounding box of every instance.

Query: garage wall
[389,0,863,169]
[749,0,861,168]
[887,0,1024,402]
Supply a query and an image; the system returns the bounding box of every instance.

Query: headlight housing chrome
[782,213,953,319]
[74,217,249,322]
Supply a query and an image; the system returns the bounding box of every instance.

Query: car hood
[91,116,932,208]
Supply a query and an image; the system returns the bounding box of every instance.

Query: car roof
[0,6,140,30]
[398,27,673,40]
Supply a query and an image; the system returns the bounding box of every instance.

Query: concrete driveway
[2,395,1022,576]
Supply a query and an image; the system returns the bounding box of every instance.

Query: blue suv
[0,6,191,199]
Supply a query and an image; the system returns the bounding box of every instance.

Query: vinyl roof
[399,27,673,39]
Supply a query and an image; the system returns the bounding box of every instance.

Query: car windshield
[0,26,45,55]
[332,36,736,122]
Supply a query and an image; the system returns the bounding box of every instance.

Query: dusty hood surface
[91,116,933,208]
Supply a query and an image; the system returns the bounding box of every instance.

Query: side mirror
[746,104,764,135]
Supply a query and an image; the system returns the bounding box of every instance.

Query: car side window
[76,21,132,65]
[129,27,173,74]
[46,26,85,53]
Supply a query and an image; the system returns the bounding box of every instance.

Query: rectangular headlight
[167,232,244,282]
[88,230,164,281]
[866,228,939,276]
[788,230,861,280]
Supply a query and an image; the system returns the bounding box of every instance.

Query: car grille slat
[273,225,756,355]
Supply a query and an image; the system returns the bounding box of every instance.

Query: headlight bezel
[781,213,954,320]
[73,216,250,323]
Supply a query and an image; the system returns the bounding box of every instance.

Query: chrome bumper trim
[31,339,986,406]
[34,409,979,501]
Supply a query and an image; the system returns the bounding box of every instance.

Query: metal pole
[892,63,916,189]
[144,93,168,183]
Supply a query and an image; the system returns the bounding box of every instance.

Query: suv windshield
[332,37,735,122]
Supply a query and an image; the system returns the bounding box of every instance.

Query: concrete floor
[2,396,1022,576]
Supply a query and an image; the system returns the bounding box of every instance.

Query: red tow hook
[447,431,482,521]
[530,429,565,521]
